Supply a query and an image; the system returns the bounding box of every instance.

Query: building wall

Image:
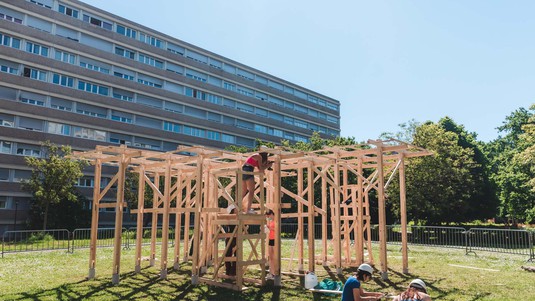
[0,0,341,233]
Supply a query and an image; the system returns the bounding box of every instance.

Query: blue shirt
[341,276,361,301]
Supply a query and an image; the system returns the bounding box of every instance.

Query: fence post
[529,230,535,263]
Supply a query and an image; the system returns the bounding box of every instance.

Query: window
[115,46,135,59]
[327,115,339,124]
[236,86,254,97]
[18,117,43,131]
[236,68,254,81]
[167,43,185,55]
[268,80,284,91]
[114,72,134,81]
[185,87,206,100]
[54,50,75,64]
[254,124,267,134]
[14,170,32,182]
[77,177,94,187]
[80,61,109,74]
[268,96,284,107]
[139,33,162,48]
[236,102,254,113]
[48,122,70,135]
[163,121,181,133]
[0,64,17,75]
[0,168,9,181]
[73,127,106,141]
[30,0,52,9]
[111,111,133,124]
[20,97,44,106]
[58,4,78,18]
[78,80,109,96]
[0,33,21,49]
[51,98,72,111]
[83,14,112,30]
[327,102,339,111]
[294,119,308,129]
[207,94,221,105]
[0,140,12,154]
[112,90,133,102]
[0,13,23,24]
[23,67,47,81]
[255,91,267,101]
[26,42,49,57]
[206,130,220,141]
[185,69,207,82]
[223,81,236,91]
[138,79,162,88]
[138,53,163,69]
[209,58,222,69]
[183,126,205,137]
[52,73,74,87]
[222,134,235,144]
[255,108,268,117]
[116,24,136,38]
[16,145,41,157]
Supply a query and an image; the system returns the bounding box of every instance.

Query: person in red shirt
[241,152,272,214]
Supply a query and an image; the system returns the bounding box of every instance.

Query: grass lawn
[0,241,534,301]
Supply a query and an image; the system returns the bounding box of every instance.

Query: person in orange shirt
[265,209,276,280]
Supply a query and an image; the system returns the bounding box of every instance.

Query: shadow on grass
[1,265,311,301]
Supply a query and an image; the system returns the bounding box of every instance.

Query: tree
[486,107,535,223]
[22,141,87,230]
[387,119,496,224]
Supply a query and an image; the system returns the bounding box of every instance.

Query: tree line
[22,105,535,229]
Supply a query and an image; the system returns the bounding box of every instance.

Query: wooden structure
[74,139,431,289]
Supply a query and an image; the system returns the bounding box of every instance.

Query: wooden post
[160,161,171,279]
[297,166,304,271]
[174,173,183,269]
[356,159,364,265]
[273,155,282,286]
[333,160,342,274]
[112,156,127,284]
[135,166,145,273]
[150,173,159,267]
[399,154,409,273]
[376,146,388,280]
[307,162,315,272]
[88,158,101,279]
[191,156,203,284]
[321,166,328,266]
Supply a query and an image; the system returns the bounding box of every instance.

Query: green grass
[0,242,534,301]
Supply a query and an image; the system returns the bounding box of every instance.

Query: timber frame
[73,139,431,289]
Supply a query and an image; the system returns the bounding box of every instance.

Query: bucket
[304,272,318,289]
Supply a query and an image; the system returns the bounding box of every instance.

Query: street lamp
[13,200,18,231]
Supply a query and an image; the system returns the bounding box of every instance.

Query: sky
[81,0,535,143]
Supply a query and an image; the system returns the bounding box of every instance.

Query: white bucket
[304,272,318,289]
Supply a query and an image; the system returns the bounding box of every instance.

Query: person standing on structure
[241,152,272,214]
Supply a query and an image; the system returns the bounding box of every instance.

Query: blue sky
[82,0,535,142]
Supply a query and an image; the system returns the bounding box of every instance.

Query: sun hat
[226,204,236,214]
[409,279,427,293]
[357,263,373,275]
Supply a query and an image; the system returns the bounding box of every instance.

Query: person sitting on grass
[392,279,432,301]
[341,263,385,301]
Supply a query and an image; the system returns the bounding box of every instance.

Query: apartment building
[0,0,341,232]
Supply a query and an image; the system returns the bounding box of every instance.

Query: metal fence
[2,224,535,261]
